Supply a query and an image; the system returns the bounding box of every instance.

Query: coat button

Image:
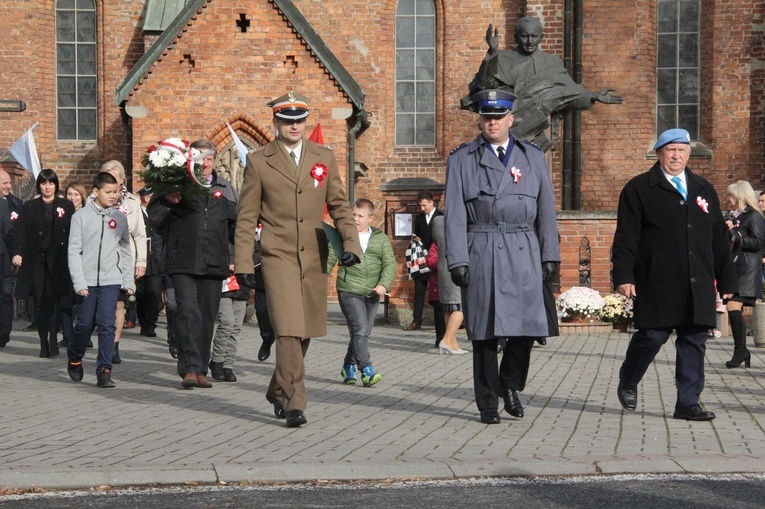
[498,244,503,249]
[690,277,696,283]
[687,224,692,228]
[299,218,303,223]
[300,246,305,252]
[297,189,302,194]
[519,245,524,250]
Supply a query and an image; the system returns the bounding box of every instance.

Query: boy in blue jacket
[67,172,135,387]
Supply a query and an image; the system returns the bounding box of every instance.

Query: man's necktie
[289,150,298,168]
[671,176,687,201]
[497,146,505,162]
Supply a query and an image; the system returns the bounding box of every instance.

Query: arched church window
[657,0,699,139]
[395,0,435,146]
[56,0,97,140]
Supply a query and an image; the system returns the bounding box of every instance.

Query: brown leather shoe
[123,320,136,329]
[402,322,421,331]
[181,373,198,389]
[196,374,213,388]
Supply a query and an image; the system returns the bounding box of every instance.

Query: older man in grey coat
[445,89,560,424]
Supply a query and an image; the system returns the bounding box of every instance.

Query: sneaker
[96,368,115,388]
[360,366,381,387]
[67,359,84,382]
[341,364,357,384]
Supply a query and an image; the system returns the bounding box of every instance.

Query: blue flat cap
[653,128,691,151]
[472,89,516,117]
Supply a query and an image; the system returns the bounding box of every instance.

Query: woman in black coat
[724,180,765,368]
[12,169,75,358]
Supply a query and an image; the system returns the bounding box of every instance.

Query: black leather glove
[235,273,257,289]
[542,261,559,283]
[339,252,360,267]
[450,266,469,288]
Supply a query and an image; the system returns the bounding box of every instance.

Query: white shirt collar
[661,167,686,186]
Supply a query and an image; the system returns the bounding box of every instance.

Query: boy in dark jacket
[67,172,134,388]
[328,199,395,386]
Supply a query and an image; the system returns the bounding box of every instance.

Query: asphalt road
[2,474,764,508]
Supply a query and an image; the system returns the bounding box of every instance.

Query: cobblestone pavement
[1,305,764,489]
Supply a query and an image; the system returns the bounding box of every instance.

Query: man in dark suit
[403,191,443,333]
[612,128,738,421]
[0,170,21,347]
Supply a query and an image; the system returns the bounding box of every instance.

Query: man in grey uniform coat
[445,89,560,424]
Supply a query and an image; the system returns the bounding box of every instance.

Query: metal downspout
[572,0,583,210]
[346,107,371,204]
[119,101,133,192]
[562,0,573,210]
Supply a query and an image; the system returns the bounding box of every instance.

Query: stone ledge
[559,321,614,334]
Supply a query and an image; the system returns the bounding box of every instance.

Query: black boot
[209,360,225,381]
[38,335,50,358]
[48,335,60,357]
[112,342,122,364]
[726,309,751,368]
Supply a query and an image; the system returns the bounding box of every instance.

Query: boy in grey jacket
[66,172,135,388]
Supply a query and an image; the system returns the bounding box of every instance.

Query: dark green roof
[115,0,366,113]
[143,0,187,32]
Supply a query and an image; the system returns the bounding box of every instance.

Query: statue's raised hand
[485,24,499,54]
[594,88,623,104]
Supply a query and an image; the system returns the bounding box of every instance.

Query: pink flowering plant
[556,286,605,319]
[598,293,634,325]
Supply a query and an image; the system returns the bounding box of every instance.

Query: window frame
[56,0,98,141]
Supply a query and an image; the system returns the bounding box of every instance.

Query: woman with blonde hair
[64,182,88,211]
[723,180,765,368]
[101,160,147,363]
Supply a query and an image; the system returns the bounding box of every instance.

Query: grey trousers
[211,298,246,368]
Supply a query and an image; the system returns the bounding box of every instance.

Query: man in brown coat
[234,92,361,428]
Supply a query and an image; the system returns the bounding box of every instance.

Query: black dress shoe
[617,382,637,411]
[480,409,501,424]
[673,404,715,421]
[266,393,286,419]
[223,368,237,382]
[140,329,157,338]
[168,341,178,359]
[502,389,524,418]
[285,409,308,428]
[535,337,547,346]
[257,341,272,361]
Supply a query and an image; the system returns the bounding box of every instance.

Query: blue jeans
[68,285,120,373]
[338,291,380,369]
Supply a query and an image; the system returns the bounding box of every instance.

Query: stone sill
[558,321,616,334]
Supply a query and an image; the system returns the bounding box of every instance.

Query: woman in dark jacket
[724,180,765,368]
[12,169,75,358]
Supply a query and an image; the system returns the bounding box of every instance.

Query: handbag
[405,238,431,280]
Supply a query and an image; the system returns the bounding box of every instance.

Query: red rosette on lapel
[310,163,328,188]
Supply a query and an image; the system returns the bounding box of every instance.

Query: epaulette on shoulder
[250,145,266,154]
[519,139,542,151]
[449,143,469,155]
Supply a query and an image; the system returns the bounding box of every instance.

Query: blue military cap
[472,89,516,117]
[653,128,691,151]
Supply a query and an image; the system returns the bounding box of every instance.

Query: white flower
[556,286,605,317]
